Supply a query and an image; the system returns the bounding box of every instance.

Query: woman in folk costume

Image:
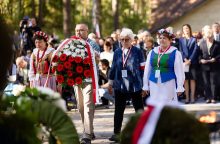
[28,31,57,91]
[142,29,185,103]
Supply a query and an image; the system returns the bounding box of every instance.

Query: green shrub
[121,107,210,144]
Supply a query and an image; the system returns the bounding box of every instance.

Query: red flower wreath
[54,36,92,87]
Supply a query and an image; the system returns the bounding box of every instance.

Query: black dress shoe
[109,134,119,142]
[80,138,91,144]
[191,101,195,104]
[91,133,96,140]
[185,101,190,104]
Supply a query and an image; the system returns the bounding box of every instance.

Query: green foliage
[2,0,150,38]
[0,88,80,144]
[0,91,40,144]
[0,112,41,144]
[121,107,210,144]
[32,100,79,144]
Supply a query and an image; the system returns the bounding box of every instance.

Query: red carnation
[52,55,58,62]
[83,57,90,64]
[67,78,75,86]
[51,67,56,73]
[67,70,73,77]
[76,66,83,73]
[60,53,67,61]
[57,64,64,72]
[68,56,75,62]
[75,57,82,63]
[57,75,64,84]
[64,61,72,69]
[84,69,91,77]
[75,77,82,85]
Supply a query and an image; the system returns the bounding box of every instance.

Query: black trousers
[202,70,218,100]
[113,90,144,134]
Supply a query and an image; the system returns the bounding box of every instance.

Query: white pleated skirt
[148,79,178,103]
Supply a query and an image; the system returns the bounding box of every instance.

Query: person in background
[29,17,41,33]
[88,33,99,44]
[29,17,41,43]
[28,31,56,91]
[108,28,145,142]
[212,22,220,42]
[131,35,141,49]
[111,30,121,51]
[16,56,29,86]
[98,59,115,107]
[212,22,220,100]
[24,50,32,65]
[19,16,34,54]
[139,30,151,49]
[106,36,118,51]
[176,30,183,38]
[98,38,105,52]
[192,31,203,44]
[13,30,21,51]
[179,24,199,104]
[100,41,114,67]
[198,25,220,103]
[142,36,154,60]
[142,29,185,104]
[166,26,179,49]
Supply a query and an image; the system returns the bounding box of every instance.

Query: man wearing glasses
[74,23,100,144]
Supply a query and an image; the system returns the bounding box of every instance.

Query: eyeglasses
[120,38,130,42]
[75,29,86,32]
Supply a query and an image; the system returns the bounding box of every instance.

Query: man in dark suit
[198,25,220,103]
[212,22,220,42]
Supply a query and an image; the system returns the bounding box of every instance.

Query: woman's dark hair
[0,16,13,93]
[104,41,112,47]
[105,36,114,42]
[134,35,138,39]
[33,35,47,43]
[182,24,193,37]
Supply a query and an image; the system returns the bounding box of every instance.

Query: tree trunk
[112,0,119,30]
[62,0,72,38]
[92,0,101,37]
[38,0,44,27]
[31,0,36,18]
[18,0,23,20]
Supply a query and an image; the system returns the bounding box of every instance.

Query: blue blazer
[109,46,145,92]
[179,37,199,64]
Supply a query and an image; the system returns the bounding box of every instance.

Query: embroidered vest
[33,52,51,75]
[149,50,176,83]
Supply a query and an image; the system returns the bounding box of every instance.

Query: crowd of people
[5,15,220,143]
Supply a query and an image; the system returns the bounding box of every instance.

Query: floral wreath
[157,28,175,39]
[33,31,49,42]
[52,36,92,87]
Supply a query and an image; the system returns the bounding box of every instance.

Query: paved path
[68,102,220,144]
[68,106,134,144]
